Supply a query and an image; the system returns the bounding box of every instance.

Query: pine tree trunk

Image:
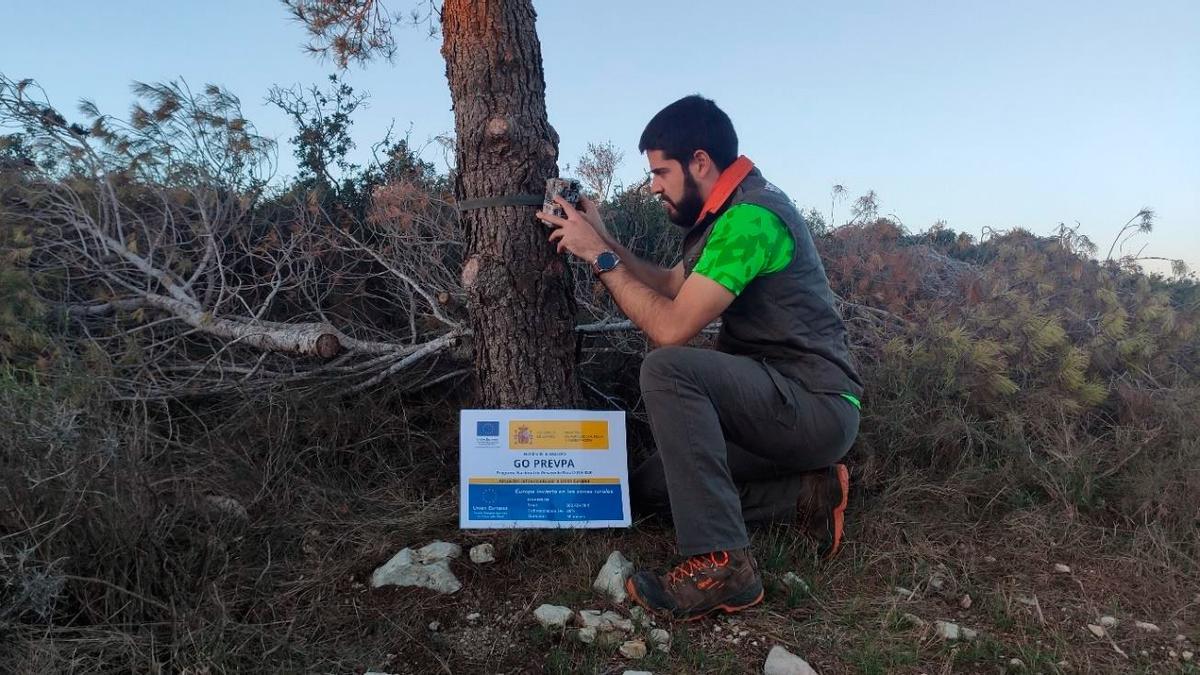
[441,0,580,408]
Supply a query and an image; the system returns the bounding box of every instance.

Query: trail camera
[543,178,582,218]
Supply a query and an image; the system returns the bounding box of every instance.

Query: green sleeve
[692,204,794,296]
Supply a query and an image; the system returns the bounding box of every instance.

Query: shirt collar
[695,155,755,225]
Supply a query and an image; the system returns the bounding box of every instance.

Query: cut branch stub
[316,333,341,359]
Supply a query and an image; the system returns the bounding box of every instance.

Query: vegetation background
[1,7,1198,672]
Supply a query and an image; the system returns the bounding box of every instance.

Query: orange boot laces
[666,551,731,585]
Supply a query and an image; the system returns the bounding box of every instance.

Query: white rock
[934,620,977,641]
[1135,621,1161,633]
[983,555,997,563]
[629,606,651,626]
[935,621,960,640]
[577,626,597,644]
[1183,651,1194,662]
[371,546,461,594]
[894,586,916,600]
[1176,634,1188,643]
[1087,624,1106,638]
[428,621,440,631]
[414,541,462,563]
[593,551,634,603]
[1008,658,1024,669]
[928,575,947,592]
[959,594,973,610]
[1053,563,1071,574]
[1099,616,1118,628]
[782,572,811,595]
[578,609,633,633]
[649,628,671,652]
[763,645,819,675]
[534,604,574,630]
[469,543,496,564]
[900,613,926,628]
[466,612,481,621]
[619,640,647,659]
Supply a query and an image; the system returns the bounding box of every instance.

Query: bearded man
[537,95,862,621]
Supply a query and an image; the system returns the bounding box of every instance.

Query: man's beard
[663,172,704,228]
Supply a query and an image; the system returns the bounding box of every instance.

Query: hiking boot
[624,549,764,621]
[796,463,850,558]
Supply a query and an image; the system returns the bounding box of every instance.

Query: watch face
[597,251,618,271]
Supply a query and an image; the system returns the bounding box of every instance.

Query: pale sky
[3,0,1197,273]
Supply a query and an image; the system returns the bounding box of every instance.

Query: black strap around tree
[454,194,545,211]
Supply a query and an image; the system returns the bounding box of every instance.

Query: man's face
[647,150,705,228]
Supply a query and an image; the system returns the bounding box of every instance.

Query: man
[536,95,862,621]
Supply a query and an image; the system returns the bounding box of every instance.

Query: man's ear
[691,149,717,180]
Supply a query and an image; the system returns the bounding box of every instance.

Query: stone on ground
[576,626,597,644]
[1099,616,1118,628]
[469,543,496,564]
[1135,620,1161,632]
[900,612,925,628]
[763,645,818,675]
[370,543,461,594]
[622,671,654,675]
[934,620,977,641]
[1053,563,1071,574]
[533,604,574,630]
[649,628,671,653]
[630,605,652,627]
[1087,624,1106,638]
[413,541,461,563]
[593,551,635,603]
[619,639,647,659]
[781,572,811,595]
[578,609,633,633]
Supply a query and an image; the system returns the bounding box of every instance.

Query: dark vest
[682,168,864,397]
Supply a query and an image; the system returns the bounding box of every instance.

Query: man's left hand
[536,196,607,261]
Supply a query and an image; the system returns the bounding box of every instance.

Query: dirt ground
[315,486,1200,674]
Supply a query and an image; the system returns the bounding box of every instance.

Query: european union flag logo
[477,421,500,437]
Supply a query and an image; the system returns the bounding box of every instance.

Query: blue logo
[476,421,500,437]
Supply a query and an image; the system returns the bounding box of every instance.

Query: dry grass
[3,363,1198,674]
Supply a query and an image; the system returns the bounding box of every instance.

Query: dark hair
[638,95,738,171]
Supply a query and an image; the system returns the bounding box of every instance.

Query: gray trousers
[631,346,859,556]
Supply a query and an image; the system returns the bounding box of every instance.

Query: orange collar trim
[696,155,755,225]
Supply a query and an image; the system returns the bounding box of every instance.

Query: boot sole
[625,578,764,622]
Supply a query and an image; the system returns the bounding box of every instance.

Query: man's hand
[575,195,612,241]
[536,196,608,262]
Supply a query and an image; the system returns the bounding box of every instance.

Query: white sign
[459,409,631,529]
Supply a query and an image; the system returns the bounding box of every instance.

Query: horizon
[2,0,1196,274]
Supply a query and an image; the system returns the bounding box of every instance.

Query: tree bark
[441,0,579,408]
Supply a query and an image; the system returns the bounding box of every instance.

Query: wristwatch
[592,250,621,275]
